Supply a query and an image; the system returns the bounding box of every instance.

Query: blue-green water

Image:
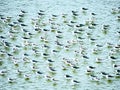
[0,0,120,90]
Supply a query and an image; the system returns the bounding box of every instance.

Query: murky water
[0,0,120,90]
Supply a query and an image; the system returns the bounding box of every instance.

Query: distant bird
[52,15,58,17]
[82,8,88,10]
[19,14,24,17]
[113,64,120,69]
[83,55,89,59]
[72,80,80,83]
[39,10,44,12]
[110,56,117,59]
[0,36,6,39]
[38,12,44,16]
[48,59,54,62]
[91,13,97,15]
[65,74,72,78]
[21,24,27,26]
[72,65,79,69]
[37,71,43,74]
[32,60,38,63]
[0,70,7,76]
[43,53,49,56]
[43,29,49,31]
[106,74,114,79]
[101,72,108,75]
[21,10,27,13]
[116,69,120,73]
[8,78,16,83]
[49,66,56,71]
[22,37,30,39]
[87,66,95,70]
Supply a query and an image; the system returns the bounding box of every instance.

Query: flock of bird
[0,6,120,89]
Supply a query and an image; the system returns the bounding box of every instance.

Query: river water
[0,0,120,90]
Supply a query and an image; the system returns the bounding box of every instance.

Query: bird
[87,66,95,70]
[113,64,120,69]
[82,8,88,10]
[83,55,89,59]
[48,59,54,62]
[21,10,27,13]
[65,74,72,78]
[36,71,43,74]
[101,72,108,76]
[32,60,38,63]
[91,13,97,15]
[8,78,16,83]
[72,80,80,83]
[49,66,56,71]
[72,65,79,69]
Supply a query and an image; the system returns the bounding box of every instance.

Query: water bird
[43,53,49,56]
[19,14,24,17]
[113,64,120,68]
[23,29,29,32]
[116,69,120,73]
[56,35,63,39]
[91,76,100,82]
[110,56,117,59]
[72,80,80,83]
[82,8,88,10]
[87,66,95,70]
[106,74,114,79]
[17,69,23,75]
[49,66,56,71]
[76,24,85,27]
[18,18,23,23]
[72,65,79,69]
[0,36,6,39]
[43,44,49,48]
[38,12,45,16]
[55,41,63,46]
[101,72,108,76]
[4,41,11,47]
[21,24,27,26]
[52,14,58,17]
[72,10,78,14]
[0,70,7,76]
[32,60,38,63]
[95,58,103,63]
[21,10,27,13]
[91,13,97,15]
[35,28,41,31]
[7,53,13,57]
[37,71,43,74]
[103,25,110,29]
[57,31,62,33]
[24,75,30,80]
[43,29,49,31]
[8,23,14,27]
[72,10,78,16]
[96,44,103,47]
[83,55,89,59]
[92,23,97,26]
[22,37,30,39]
[8,78,16,83]
[48,59,54,62]
[65,74,72,78]
[70,21,76,23]
[39,10,44,12]
[24,53,29,56]
[52,50,59,53]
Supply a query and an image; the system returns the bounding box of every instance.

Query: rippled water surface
[0,0,120,90]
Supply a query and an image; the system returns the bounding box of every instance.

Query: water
[0,0,120,90]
